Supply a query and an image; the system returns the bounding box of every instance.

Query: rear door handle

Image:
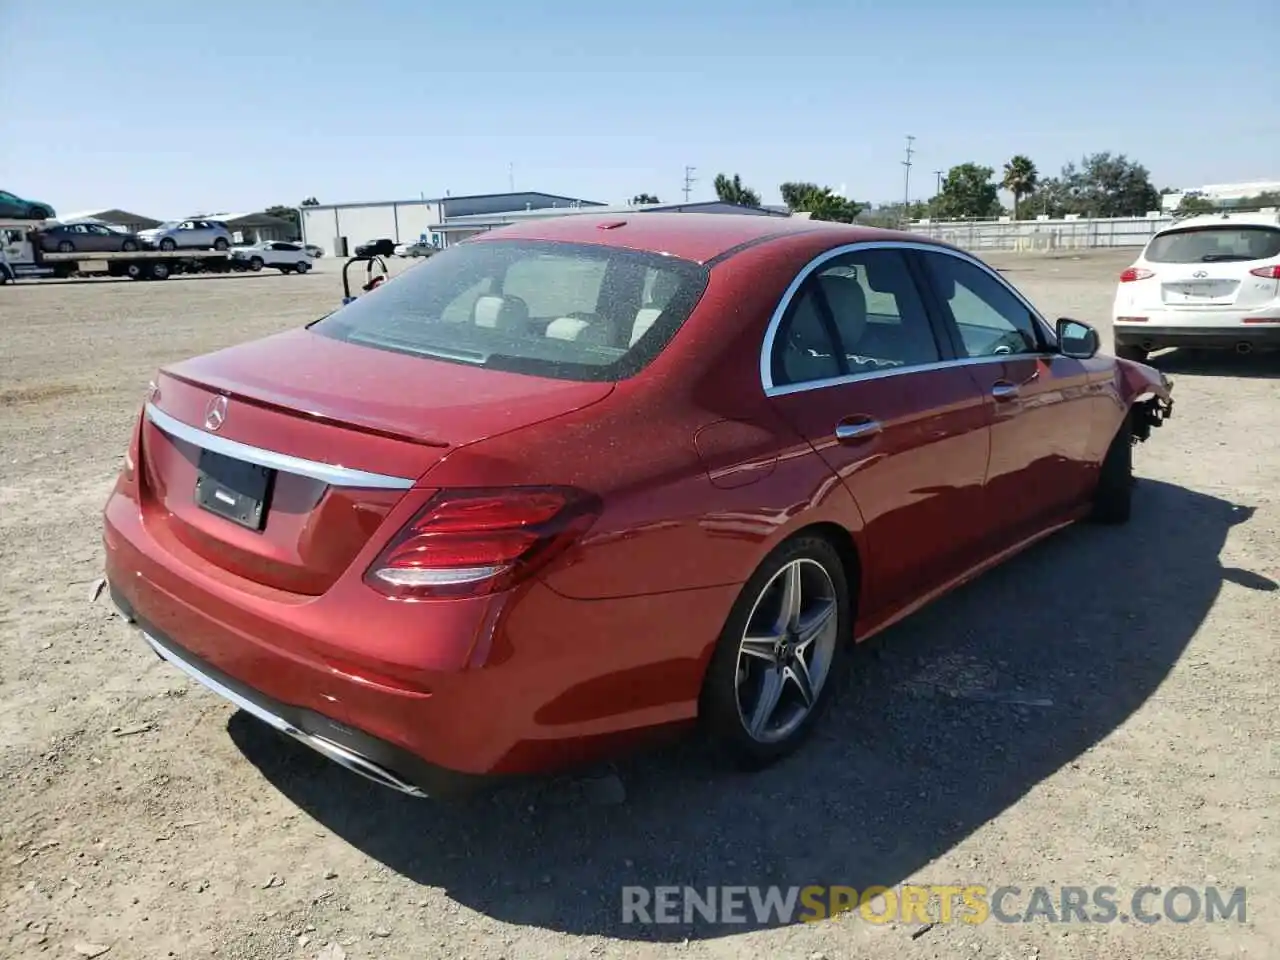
[835,419,882,443]
[991,381,1020,401]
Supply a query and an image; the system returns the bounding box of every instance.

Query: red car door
[764,246,991,623]
[912,249,1098,542]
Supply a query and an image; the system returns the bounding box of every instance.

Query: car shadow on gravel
[1148,348,1280,380]
[230,478,1269,942]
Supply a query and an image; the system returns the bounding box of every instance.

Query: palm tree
[1001,155,1039,220]
[713,173,761,208]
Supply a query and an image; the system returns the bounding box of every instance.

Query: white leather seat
[629,307,663,346]
[815,274,867,347]
[472,295,529,334]
[473,295,504,328]
[629,270,683,346]
[545,317,592,341]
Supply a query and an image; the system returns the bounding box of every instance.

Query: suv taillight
[365,487,600,599]
[1119,267,1155,282]
[1248,265,1280,279]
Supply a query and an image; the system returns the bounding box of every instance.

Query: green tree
[300,197,320,206]
[713,173,761,207]
[1174,194,1217,217]
[264,204,301,236]
[1001,155,1039,220]
[1241,190,1280,208]
[1061,153,1160,217]
[933,163,1002,219]
[631,193,661,205]
[779,181,864,222]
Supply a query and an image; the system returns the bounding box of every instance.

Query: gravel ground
[1,249,1276,960]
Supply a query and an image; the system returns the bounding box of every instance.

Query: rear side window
[311,240,709,382]
[772,249,942,386]
[1146,226,1280,263]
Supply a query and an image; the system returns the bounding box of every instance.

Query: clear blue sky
[1,1,1276,217]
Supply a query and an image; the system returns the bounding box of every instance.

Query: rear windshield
[1146,225,1280,264]
[311,240,709,382]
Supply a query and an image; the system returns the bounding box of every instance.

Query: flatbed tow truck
[0,217,233,283]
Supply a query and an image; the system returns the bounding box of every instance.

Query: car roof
[466,212,934,265]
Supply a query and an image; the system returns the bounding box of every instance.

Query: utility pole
[683,165,697,203]
[901,135,915,224]
[509,162,515,193]
[933,169,943,195]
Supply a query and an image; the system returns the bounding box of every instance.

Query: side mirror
[1056,317,1099,360]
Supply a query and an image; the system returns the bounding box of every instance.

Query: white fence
[905,215,1174,252]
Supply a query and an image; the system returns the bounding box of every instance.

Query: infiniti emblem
[204,395,228,432]
[1192,270,1208,278]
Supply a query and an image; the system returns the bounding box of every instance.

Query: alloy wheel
[734,558,839,743]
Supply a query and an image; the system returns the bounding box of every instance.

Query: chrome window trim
[144,402,416,490]
[759,240,1058,397]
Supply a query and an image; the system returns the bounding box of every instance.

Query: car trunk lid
[138,328,613,594]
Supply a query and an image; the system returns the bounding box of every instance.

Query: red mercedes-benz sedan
[104,214,1173,797]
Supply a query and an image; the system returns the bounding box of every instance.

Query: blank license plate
[195,449,274,531]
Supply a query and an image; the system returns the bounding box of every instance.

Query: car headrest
[473,295,529,333]
[646,270,682,307]
[814,274,867,345]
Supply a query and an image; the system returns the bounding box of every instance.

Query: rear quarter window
[1146,225,1280,263]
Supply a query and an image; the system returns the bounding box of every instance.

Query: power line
[683,165,697,203]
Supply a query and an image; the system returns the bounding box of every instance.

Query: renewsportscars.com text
[621,884,1247,926]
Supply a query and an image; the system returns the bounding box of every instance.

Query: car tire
[1115,343,1148,363]
[159,238,177,251]
[57,240,74,253]
[213,238,230,251]
[248,256,264,272]
[121,240,138,252]
[1091,413,1133,525]
[295,262,310,274]
[27,205,50,220]
[149,262,171,281]
[700,534,852,770]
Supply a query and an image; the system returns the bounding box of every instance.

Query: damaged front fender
[1116,357,1174,442]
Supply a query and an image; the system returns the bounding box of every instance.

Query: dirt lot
[1,250,1277,960]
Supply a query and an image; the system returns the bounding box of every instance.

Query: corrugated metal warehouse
[299,192,606,257]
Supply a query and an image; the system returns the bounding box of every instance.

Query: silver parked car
[138,219,233,251]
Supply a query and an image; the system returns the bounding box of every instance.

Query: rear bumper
[112,587,477,798]
[1114,324,1280,350]
[104,484,733,793]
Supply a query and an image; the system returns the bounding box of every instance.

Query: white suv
[1112,212,1280,360]
[230,241,315,274]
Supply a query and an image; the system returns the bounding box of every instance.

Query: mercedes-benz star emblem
[204,395,228,432]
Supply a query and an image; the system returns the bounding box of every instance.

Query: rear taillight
[1119,267,1155,282]
[365,487,600,599]
[1248,265,1280,279]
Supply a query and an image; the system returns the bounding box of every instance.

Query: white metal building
[299,192,606,257]
[1160,179,1280,212]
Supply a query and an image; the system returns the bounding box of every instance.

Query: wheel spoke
[775,562,803,633]
[748,667,785,737]
[795,599,836,651]
[785,657,815,708]
[740,634,781,664]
